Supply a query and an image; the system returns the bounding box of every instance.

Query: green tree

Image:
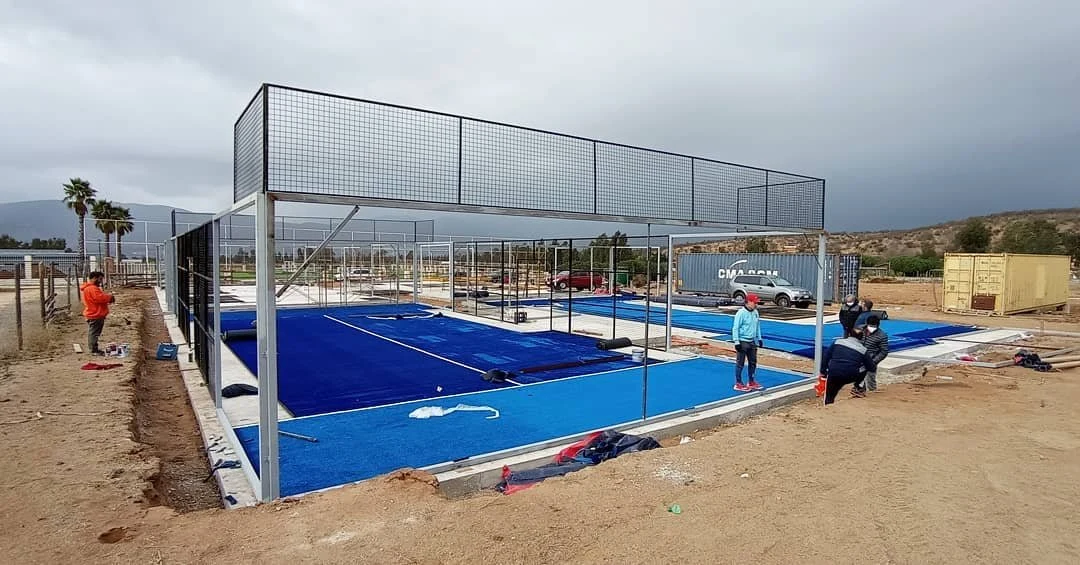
[112,206,135,260]
[62,177,97,273]
[745,238,770,253]
[0,234,21,248]
[953,218,991,253]
[1061,231,1080,267]
[92,199,116,262]
[997,220,1062,254]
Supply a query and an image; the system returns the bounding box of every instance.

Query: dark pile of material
[497,430,661,494]
[1013,350,1052,372]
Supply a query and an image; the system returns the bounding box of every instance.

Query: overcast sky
[1,0,1077,236]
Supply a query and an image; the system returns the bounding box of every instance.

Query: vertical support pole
[567,240,573,336]
[412,243,419,304]
[589,247,594,291]
[39,263,46,324]
[448,242,456,312]
[14,272,23,350]
[500,241,506,322]
[813,233,827,384]
[642,227,652,421]
[665,235,674,351]
[212,218,223,409]
[255,193,279,502]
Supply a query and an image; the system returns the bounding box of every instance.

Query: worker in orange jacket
[80,271,115,355]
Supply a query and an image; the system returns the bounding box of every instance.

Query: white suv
[728,274,813,308]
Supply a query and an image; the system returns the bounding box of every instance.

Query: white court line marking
[323,315,486,374]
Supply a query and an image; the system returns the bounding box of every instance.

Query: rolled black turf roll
[596,337,633,350]
[222,328,258,342]
[482,369,511,383]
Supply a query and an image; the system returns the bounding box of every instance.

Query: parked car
[728,274,813,308]
[547,270,606,291]
[335,267,374,282]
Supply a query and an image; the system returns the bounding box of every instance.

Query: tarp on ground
[497,430,661,494]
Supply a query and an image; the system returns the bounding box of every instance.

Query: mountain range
[2,200,1078,259]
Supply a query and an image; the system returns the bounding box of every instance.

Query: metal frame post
[813,233,827,383]
[665,235,674,350]
[254,192,279,501]
[212,218,223,409]
[448,242,456,312]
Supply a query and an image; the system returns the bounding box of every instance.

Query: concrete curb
[435,381,815,498]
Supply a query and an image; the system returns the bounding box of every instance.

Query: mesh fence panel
[240,85,826,230]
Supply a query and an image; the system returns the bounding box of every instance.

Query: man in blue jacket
[820,334,874,405]
[732,293,764,392]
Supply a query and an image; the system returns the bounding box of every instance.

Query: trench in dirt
[130,291,221,512]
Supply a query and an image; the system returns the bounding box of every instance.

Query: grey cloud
[1,0,1077,235]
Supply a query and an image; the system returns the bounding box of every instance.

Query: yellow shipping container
[942,253,1071,315]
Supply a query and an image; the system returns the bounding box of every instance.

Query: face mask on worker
[867,326,878,333]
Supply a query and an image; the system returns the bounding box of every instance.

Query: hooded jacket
[80,281,113,320]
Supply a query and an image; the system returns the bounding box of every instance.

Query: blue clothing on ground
[732,306,762,345]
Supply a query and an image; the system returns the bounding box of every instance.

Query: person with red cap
[731,293,764,391]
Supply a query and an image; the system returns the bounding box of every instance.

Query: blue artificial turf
[556,301,978,358]
[219,304,643,416]
[232,356,807,496]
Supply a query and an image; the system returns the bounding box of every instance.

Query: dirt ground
[1,283,1079,564]
[857,281,1080,331]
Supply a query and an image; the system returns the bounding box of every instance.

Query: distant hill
[0,200,191,257]
[676,208,1080,257]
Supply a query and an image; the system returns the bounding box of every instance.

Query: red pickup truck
[547,271,606,291]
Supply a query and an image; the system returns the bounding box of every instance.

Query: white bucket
[632,348,645,363]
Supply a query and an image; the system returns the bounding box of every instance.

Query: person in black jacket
[820,335,874,405]
[838,294,863,338]
[853,315,889,395]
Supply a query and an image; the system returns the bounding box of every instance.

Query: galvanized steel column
[255,192,280,501]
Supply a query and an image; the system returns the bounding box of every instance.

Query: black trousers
[824,371,862,404]
[87,318,105,353]
[735,343,758,383]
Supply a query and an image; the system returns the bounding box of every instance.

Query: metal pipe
[276,205,360,298]
[813,234,827,387]
[255,193,280,501]
[665,235,674,350]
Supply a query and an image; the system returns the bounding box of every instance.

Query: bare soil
[133,293,219,512]
[0,283,1078,564]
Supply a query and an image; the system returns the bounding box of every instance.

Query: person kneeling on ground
[820,333,873,405]
[80,271,115,355]
[852,315,889,396]
[732,293,764,392]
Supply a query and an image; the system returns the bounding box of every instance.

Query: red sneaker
[733,382,749,392]
[747,381,764,391]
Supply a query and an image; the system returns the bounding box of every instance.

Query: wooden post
[66,267,73,309]
[39,262,46,324]
[14,270,23,350]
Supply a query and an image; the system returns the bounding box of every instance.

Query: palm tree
[62,178,97,275]
[92,200,116,267]
[112,206,134,263]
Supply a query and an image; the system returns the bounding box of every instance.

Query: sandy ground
[0,282,1078,564]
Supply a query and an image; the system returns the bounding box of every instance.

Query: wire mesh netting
[236,85,826,230]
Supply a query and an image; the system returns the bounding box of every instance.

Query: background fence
[0,260,81,355]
